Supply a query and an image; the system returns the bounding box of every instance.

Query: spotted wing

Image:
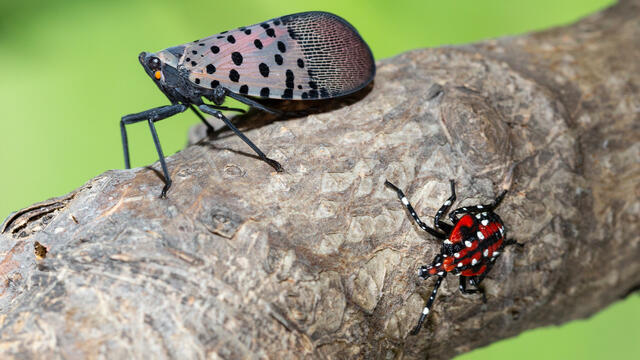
[181,11,375,100]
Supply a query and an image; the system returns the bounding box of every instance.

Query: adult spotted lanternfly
[120,11,375,197]
[385,180,521,335]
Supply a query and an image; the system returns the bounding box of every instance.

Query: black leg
[226,92,283,115]
[434,180,456,232]
[190,104,247,134]
[384,180,446,240]
[198,104,283,172]
[120,104,187,197]
[411,275,444,335]
[459,276,487,303]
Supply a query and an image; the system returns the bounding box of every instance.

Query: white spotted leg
[434,180,456,235]
[384,180,446,239]
[410,275,445,335]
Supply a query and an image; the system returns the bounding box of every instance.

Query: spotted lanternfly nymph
[385,180,521,335]
[120,11,375,197]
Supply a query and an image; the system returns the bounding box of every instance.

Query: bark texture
[1,1,639,359]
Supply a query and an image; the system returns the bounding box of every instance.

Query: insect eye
[148,57,161,71]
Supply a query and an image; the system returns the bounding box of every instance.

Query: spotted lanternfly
[385,180,521,335]
[120,11,375,197]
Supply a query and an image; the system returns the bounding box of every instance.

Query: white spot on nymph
[481,219,489,226]
[454,252,460,258]
[493,251,500,256]
[477,231,485,240]
[465,240,473,247]
[459,285,463,289]
[482,212,487,216]
[457,262,463,267]
[477,205,483,209]
[435,263,441,267]
[443,254,448,258]
[483,249,489,257]
[437,271,444,276]
[476,214,482,219]
[471,258,478,266]
[401,197,409,205]
[463,207,468,211]
[499,227,504,234]
[444,200,451,206]
[423,308,430,315]
[444,239,452,244]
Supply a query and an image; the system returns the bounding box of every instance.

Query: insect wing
[182,11,375,100]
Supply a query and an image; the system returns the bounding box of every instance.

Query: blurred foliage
[2,1,636,359]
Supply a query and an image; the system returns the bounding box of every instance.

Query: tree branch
[1,1,638,358]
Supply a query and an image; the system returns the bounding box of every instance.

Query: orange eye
[154,71,162,80]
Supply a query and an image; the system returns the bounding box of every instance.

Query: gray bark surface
[1,1,638,358]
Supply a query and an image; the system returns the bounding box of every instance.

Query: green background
[1,0,637,358]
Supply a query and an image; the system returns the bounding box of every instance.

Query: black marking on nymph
[232,52,243,66]
[259,63,270,78]
[254,39,263,49]
[282,88,293,99]
[277,41,286,53]
[260,87,270,97]
[274,54,283,65]
[227,35,236,44]
[266,28,276,38]
[211,46,220,54]
[229,69,240,82]
[239,85,249,94]
[206,64,216,74]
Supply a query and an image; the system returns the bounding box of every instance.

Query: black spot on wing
[274,54,283,65]
[285,69,294,89]
[239,85,249,94]
[259,63,270,77]
[206,64,216,74]
[254,39,263,49]
[277,41,286,53]
[210,46,220,54]
[227,35,236,43]
[266,28,275,38]
[231,52,243,66]
[229,69,240,82]
[282,88,293,99]
[211,80,220,88]
[260,87,270,97]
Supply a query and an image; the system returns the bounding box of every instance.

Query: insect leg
[434,180,456,232]
[120,104,187,197]
[384,180,446,239]
[226,92,283,115]
[198,104,283,172]
[410,275,444,335]
[459,276,487,303]
[189,105,215,133]
[503,238,524,248]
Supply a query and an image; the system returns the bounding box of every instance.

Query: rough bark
[1,1,638,359]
